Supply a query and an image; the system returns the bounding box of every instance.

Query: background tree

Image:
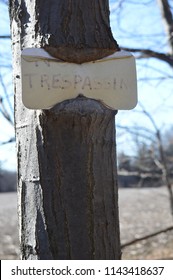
[0,0,15,170]
[112,0,173,154]
[0,0,12,128]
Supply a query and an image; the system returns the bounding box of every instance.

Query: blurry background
[0,0,173,259]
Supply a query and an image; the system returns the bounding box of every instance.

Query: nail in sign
[21,48,137,110]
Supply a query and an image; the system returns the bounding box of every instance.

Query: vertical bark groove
[87,141,95,258]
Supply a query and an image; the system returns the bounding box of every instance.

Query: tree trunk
[157,0,173,55]
[9,0,121,259]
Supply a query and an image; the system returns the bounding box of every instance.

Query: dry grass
[0,187,173,260]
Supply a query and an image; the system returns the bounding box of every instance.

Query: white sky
[0,0,173,171]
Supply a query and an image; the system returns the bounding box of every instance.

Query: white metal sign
[21,48,137,110]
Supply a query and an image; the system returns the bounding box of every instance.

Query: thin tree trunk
[157,0,173,55]
[9,0,121,259]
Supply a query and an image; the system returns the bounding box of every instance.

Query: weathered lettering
[61,78,72,90]
[22,50,137,110]
[120,79,127,90]
[24,61,129,93]
[74,75,82,88]
[52,74,61,88]
[24,73,36,88]
[82,77,92,90]
[93,79,102,90]
[41,74,50,90]
[24,72,126,92]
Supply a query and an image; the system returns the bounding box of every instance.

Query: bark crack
[87,141,95,258]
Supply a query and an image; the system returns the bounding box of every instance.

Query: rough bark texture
[9,0,121,259]
[157,0,173,55]
[10,0,120,63]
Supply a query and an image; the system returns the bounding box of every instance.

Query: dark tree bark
[9,0,121,259]
[157,0,173,54]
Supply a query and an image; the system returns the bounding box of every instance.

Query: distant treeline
[0,170,17,192]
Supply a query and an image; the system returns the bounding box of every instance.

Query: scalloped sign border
[21,48,137,110]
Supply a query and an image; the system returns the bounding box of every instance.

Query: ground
[0,187,173,260]
[119,187,173,259]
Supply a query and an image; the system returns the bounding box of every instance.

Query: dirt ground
[119,187,173,259]
[0,187,173,260]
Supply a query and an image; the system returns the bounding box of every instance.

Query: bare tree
[0,1,14,148]
[112,0,173,65]
[0,52,13,129]
[113,0,173,196]
[118,103,173,215]
[9,0,121,260]
[139,104,173,216]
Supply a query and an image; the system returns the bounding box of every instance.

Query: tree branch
[0,67,13,119]
[138,103,173,217]
[121,47,173,67]
[0,137,15,145]
[121,226,173,249]
[0,35,10,39]
[0,96,13,125]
